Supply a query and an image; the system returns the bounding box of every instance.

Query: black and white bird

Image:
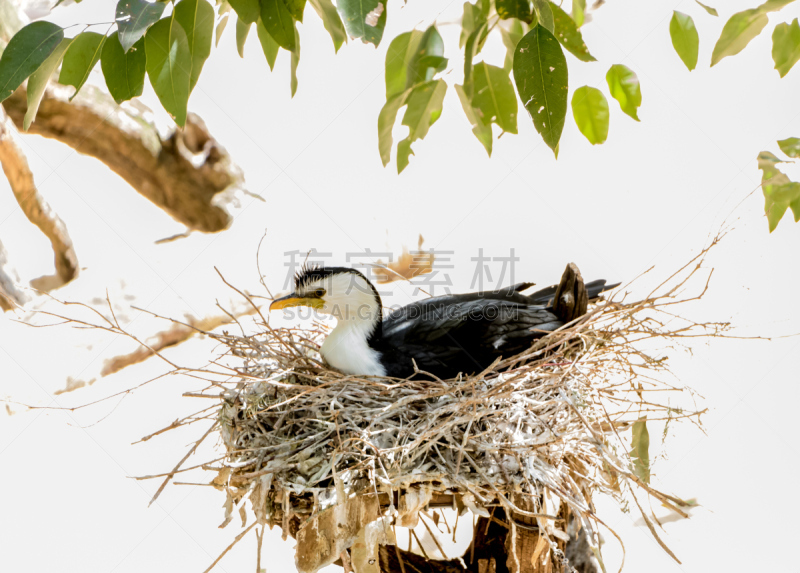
[269,264,616,379]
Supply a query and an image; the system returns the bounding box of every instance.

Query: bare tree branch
[3,83,245,233]
[0,105,78,284]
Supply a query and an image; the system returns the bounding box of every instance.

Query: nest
[170,252,720,573]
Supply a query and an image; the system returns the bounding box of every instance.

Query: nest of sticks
[157,249,719,573]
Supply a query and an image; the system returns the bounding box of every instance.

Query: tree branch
[0,106,78,284]
[3,83,245,233]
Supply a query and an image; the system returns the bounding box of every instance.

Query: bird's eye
[314,288,326,297]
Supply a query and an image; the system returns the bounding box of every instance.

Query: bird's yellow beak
[269,293,324,311]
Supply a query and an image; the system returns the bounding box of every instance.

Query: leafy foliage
[695,1,718,17]
[59,31,105,100]
[337,0,386,47]
[24,37,70,130]
[309,0,346,52]
[551,2,594,62]
[261,0,298,52]
[513,25,568,153]
[229,0,261,23]
[174,0,215,91]
[116,0,166,53]
[670,11,699,71]
[496,0,531,23]
[379,26,448,172]
[571,85,608,145]
[777,137,800,157]
[256,18,280,70]
[0,0,799,230]
[711,0,794,66]
[100,32,146,104]
[758,149,800,231]
[606,64,641,121]
[0,21,63,103]
[772,19,800,77]
[145,16,192,126]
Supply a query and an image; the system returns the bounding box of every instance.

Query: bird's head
[269,266,383,323]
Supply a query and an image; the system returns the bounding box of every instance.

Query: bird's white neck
[320,313,386,376]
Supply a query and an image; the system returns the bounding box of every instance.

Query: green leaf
[101,32,146,104]
[759,0,796,11]
[145,17,192,127]
[571,85,608,144]
[396,79,447,173]
[58,32,105,100]
[386,32,421,98]
[758,151,800,230]
[378,90,409,166]
[463,22,489,98]
[496,0,532,23]
[533,0,555,34]
[455,83,493,156]
[778,136,800,157]
[709,0,794,67]
[695,1,718,16]
[229,0,260,23]
[309,0,347,52]
[670,11,699,71]
[772,19,800,77]
[385,27,446,99]
[630,418,650,484]
[116,0,166,53]
[174,0,214,91]
[472,62,518,134]
[256,18,280,70]
[290,27,300,96]
[284,0,307,22]
[24,38,71,131]
[500,19,525,72]
[236,17,251,57]
[337,0,387,47]
[0,21,64,104]
[513,25,568,152]
[460,0,489,48]
[572,0,585,27]
[261,0,297,52]
[605,64,641,121]
[216,12,231,47]
[551,2,595,62]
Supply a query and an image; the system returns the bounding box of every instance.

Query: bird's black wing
[377,294,561,379]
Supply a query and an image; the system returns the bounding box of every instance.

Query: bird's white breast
[320,322,386,376]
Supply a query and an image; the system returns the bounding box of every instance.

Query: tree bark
[3,83,244,233]
[0,105,78,284]
[374,507,597,573]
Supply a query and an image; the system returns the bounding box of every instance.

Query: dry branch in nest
[128,248,721,573]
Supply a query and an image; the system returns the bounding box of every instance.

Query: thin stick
[202,523,256,573]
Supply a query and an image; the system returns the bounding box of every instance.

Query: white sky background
[1,0,799,571]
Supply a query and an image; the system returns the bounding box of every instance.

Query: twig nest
[208,263,718,572]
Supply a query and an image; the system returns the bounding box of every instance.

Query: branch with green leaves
[2,0,800,230]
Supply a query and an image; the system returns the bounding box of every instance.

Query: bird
[269,263,616,380]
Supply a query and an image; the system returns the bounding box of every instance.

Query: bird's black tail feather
[525,272,619,307]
